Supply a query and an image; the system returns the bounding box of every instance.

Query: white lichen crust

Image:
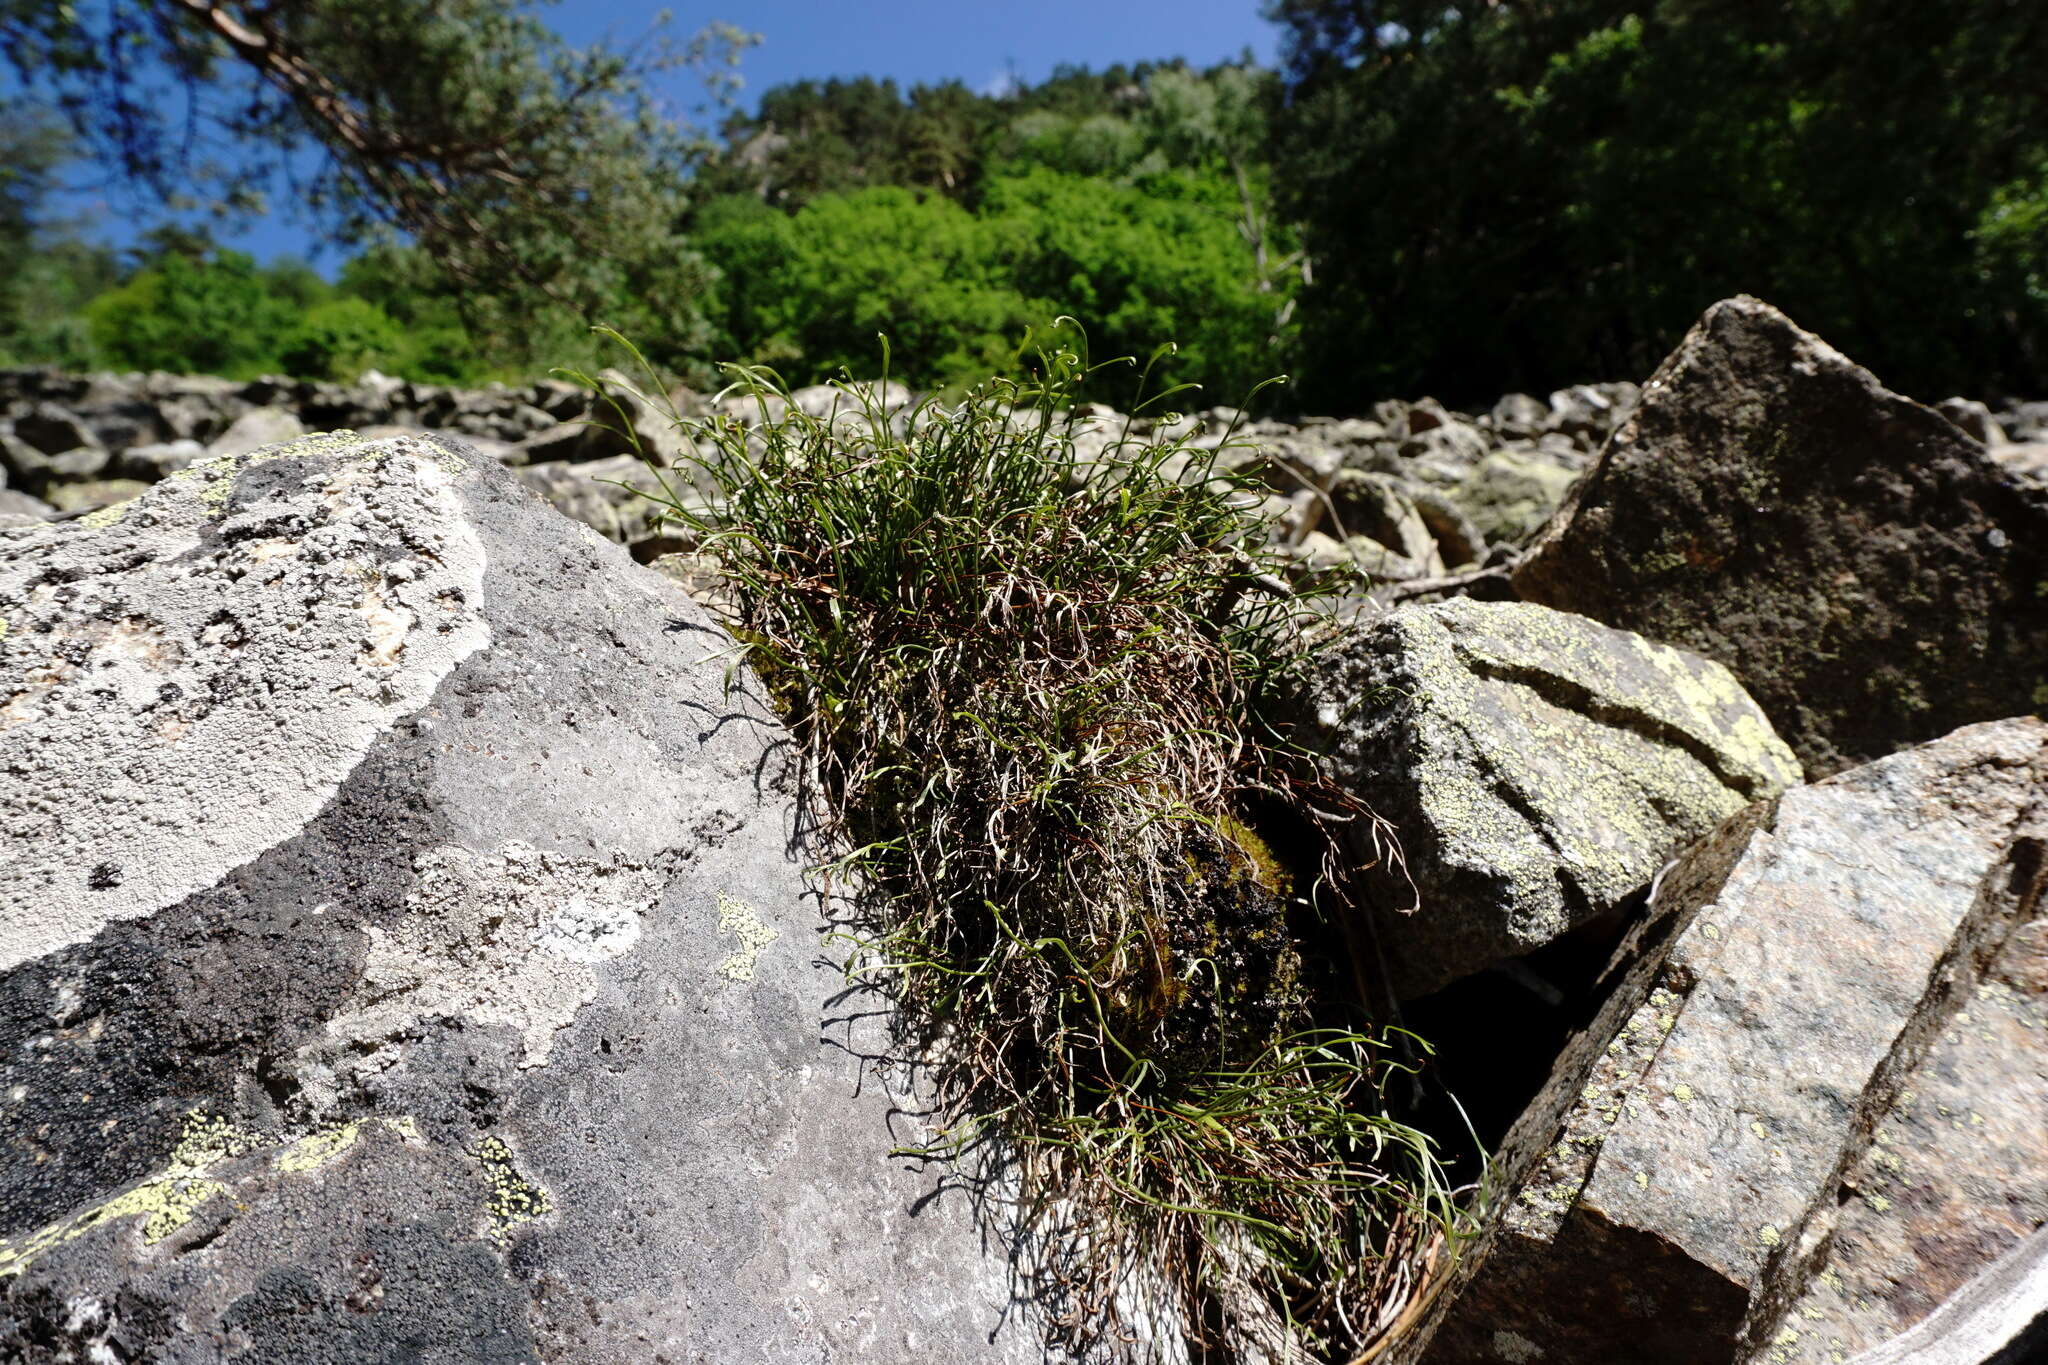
[0,433,490,971]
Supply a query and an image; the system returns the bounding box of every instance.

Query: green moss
[1217,810,1293,898]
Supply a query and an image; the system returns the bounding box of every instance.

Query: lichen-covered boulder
[1455,445,1585,547]
[1514,296,2048,777]
[1408,717,2048,1365]
[1311,599,1800,998]
[0,432,1061,1361]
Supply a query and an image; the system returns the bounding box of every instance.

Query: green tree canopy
[86,245,310,377]
[2,0,753,373]
[1267,0,2048,405]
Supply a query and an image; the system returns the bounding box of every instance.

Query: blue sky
[55,0,1279,267]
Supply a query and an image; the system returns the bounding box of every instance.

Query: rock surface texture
[1514,296,2048,777]
[1407,717,2048,1365]
[1312,599,1800,998]
[0,432,1063,1361]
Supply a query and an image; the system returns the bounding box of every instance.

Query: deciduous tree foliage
[1,0,752,372]
[0,107,121,369]
[1267,0,2048,406]
[690,61,1298,406]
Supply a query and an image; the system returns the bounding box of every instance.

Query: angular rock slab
[1514,295,2048,777]
[0,433,1061,1361]
[1311,599,1800,998]
[1410,718,2048,1365]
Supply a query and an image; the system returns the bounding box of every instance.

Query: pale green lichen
[0,1108,432,1278]
[80,500,136,529]
[715,892,779,982]
[273,1115,419,1174]
[0,1109,261,1276]
[475,1135,551,1245]
[168,431,374,512]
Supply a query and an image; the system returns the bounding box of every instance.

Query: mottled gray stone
[0,489,54,527]
[1514,296,2048,777]
[1740,880,2048,1365]
[1410,718,2048,1365]
[1828,1227,2048,1365]
[511,454,680,548]
[205,406,308,459]
[1455,446,1584,546]
[1312,599,1800,998]
[0,432,1078,1362]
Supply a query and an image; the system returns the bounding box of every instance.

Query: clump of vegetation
[575,328,1467,1359]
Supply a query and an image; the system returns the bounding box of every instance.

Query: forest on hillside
[0,0,2042,410]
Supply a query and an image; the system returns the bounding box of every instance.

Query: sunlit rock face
[0,431,1072,1363]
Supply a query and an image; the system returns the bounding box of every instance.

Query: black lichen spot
[88,862,123,890]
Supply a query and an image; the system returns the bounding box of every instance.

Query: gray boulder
[1515,296,2048,777]
[1454,444,1586,546]
[514,420,594,464]
[0,433,109,497]
[1489,393,1552,439]
[0,432,1071,1361]
[43,477,149,516]
[117,437,207,482]
[0,489,54,526]
[1938,395,2007,446]
[206,406,308,459]
[1545,381,1640,446]
[1312,599,1800,998]
[1993,441,2048,487]
[1327,470,1445,574]
[1409,717,2048,1365]
[11,402,99,458]
[1408,486,1486,570]
[512,453,682,550]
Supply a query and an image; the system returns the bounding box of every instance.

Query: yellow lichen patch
[715,892,779,982]
[475,1135,551,1245]
[0,1110,261,1277]
[274,1120,368,1174]
[273,1115,422,1174]
[0,1176,231,1278]
[168,1110,264,1169]
[80,500,136,529]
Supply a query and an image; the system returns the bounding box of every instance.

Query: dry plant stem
[565,327,1476,1360]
